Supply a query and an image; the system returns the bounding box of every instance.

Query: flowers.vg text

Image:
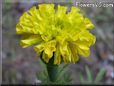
[75,2,113,7]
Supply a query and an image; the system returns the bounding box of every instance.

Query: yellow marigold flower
[16,4,96,65]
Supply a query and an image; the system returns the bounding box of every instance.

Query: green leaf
[80,73,85,83]
[64,72,72,83]
[39,58,47,71]
[55,64,69,83]
[94,68,106,83]
[85,65,93,83]
[68,0,72,4]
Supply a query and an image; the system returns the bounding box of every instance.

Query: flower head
[16,4,96,64]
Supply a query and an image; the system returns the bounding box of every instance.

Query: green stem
[46,57,58,82]
[41,53,58,83]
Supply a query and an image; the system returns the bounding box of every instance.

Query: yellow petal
[67,6,82,23]
[60,42,71,63]
[38,4,55,18]
[54,45,61,65]
[78,48,90,57]
[77,44,89,50]
[16,24,32,35]
[42,51,50,63]
[56,5,67,18]
[34,42,46,54]
[20,35,42,48]
[28,6,37,16]
[44,40,56,58]
[69,42,79,63]
[84,18,94,29]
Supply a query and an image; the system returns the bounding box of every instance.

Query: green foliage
[80,73,85,84]
[36,70,50,84]
[85,66,93,83]
[36,59,72,85]
[36,58,50,84]
[68,0,72,4]
[55,64,72,84]
[80,65,106,84]
[94,68,106,83]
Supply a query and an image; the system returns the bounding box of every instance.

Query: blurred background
[2,0,114,85]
